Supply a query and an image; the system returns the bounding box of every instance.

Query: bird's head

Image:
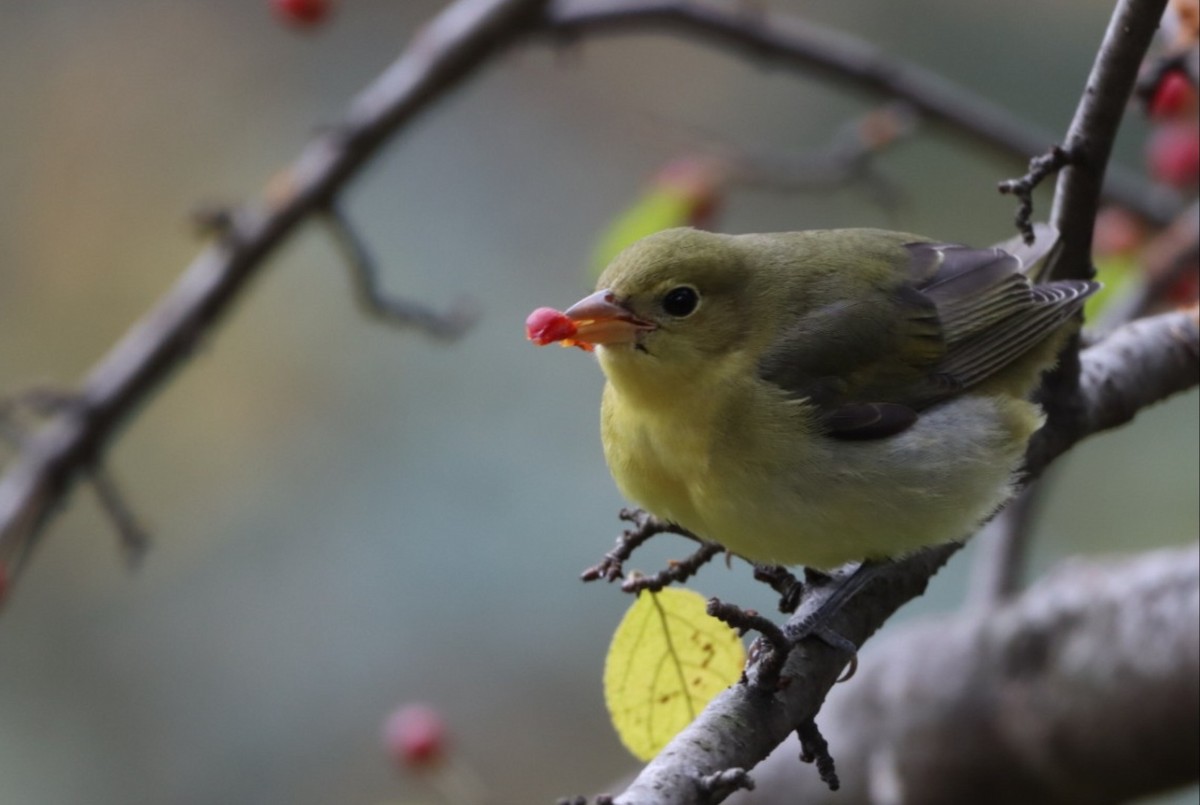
[557,228,760,397]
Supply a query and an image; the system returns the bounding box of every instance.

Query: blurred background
[0,1,1195,803]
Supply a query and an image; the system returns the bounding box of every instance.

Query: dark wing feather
[758,235,1098,440]
[904,241,1097,393]
[935,282,1097,387]
[824,403,919,440]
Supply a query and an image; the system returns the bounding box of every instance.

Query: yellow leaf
[1087,253,1138,319]
[603,587,746,761]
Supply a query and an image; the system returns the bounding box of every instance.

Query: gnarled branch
[733,543,1200,804]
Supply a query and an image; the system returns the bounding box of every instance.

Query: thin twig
[1,389,150,568]
[621,541,724,592]
[796,718,840,792]
[707,597,790,688]
[724,101,917,210]
[0,0,552,593]
[89,469,152,567]
[581,508,697,583]
[998,145,1072,245]
[322,205,478,339]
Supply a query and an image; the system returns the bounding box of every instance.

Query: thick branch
[545,0,1179,225]
[1026,306,1200,475]
[611,309,1200,805]
[0,0,551,585]
[733,543,1200,804]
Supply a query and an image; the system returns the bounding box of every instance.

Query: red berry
[270,0,332,28]
[383,703,448,770]
[525,307,578,345]
[1146,122,1200,188]
[1149,71,1195,119]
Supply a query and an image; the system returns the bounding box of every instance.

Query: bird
[527,227,1097,570]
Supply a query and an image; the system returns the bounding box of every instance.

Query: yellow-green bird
[529,228,1097,569]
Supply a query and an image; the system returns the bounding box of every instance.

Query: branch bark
[731,543,1200,805]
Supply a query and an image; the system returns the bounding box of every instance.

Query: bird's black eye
[661,285,700,317]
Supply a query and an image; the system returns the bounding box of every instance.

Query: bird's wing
[911,241,1097,390]
[757,240,1096,439]
[756,272,949,437]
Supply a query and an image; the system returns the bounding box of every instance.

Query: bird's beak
[563,290,656,346]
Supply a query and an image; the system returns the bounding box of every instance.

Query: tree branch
[1048,0,1171,281]
[732,543,1200,805]
[1026,306,1200,475]
[0,0,552,593]
[544,0,1181,225]
[609,308,1200,804]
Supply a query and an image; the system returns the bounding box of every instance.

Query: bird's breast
[600,381,720,531]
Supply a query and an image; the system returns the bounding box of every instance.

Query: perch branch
[731,543,1200,804]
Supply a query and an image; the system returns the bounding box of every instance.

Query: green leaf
[603,587,746,761]
[590,189,700,280]
[1088,253,1138,318]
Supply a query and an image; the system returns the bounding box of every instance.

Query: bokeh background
[0,1,1196,803]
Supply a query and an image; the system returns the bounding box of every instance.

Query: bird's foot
[753,564,805,612]
[781,561,891,679]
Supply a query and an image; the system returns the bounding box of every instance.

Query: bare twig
[724,101,918,210]
[0,0,552,595]
[1,390,150,567]
[621,541,724,593]
[795,719,839,792]
[322,205,478,339]
[998,146,1072,245]
[89,469,152,566]
[581,508,698,583]
[707,598,791,688]
[544,0,1181,225]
